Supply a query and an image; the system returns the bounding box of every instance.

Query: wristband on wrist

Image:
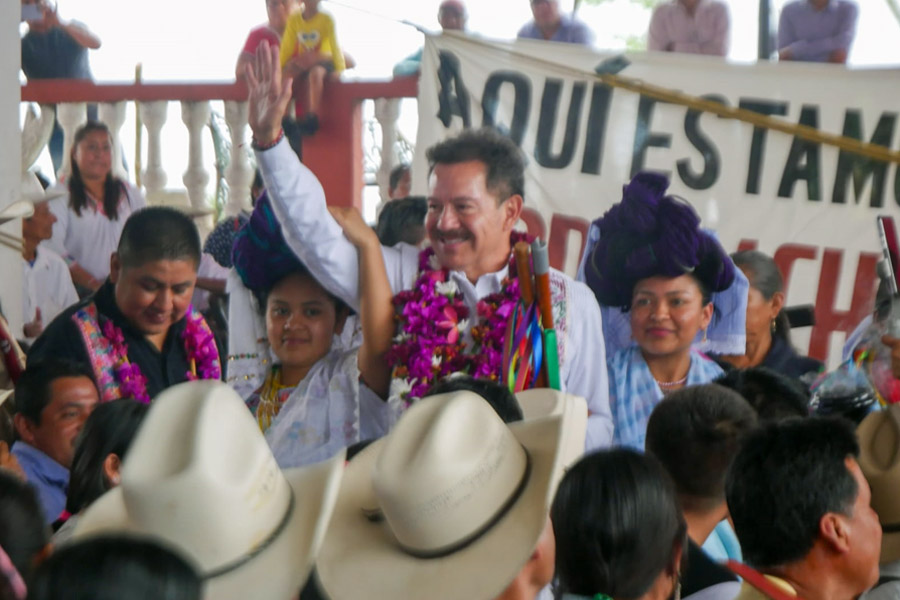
[251,129,285,152]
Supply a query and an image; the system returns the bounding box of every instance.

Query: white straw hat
[0,172,67,225]
[0,201,33,226]
[20,171,66,204]
[516,389,587,467]
[858,406,900,563]
[74,380,345,600]
[317,389,582,600]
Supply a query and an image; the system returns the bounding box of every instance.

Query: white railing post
[181,101,211,218]
[56,102,88,179]
[374,98,401,204]
[99,101,128,181]
[138,101,168,196]
[224,100,252,217]
[21,103,55,172]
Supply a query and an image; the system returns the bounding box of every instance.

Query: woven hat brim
[0,200,35,225]
[74,450,345,600]
[316,414,565,600]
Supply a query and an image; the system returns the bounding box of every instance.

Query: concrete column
[139,101,169,195]
[224,100,252,217]
[99,101,128,181]
[181,101,211,214]
[1,0,24,335]
[56,102,88,180]
[374,98,401,205]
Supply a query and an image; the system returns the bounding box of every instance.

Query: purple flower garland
[387,231,532,403]
[99,307,221,403]
[101,320,151,403]
[182,310,223,381]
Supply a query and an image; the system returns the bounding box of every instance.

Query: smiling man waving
[30,207,223,402]
[245,43,612,449]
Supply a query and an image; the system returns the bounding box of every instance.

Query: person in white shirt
[18,174,78,342]
[46,121,145,295]
[242,44,613,449]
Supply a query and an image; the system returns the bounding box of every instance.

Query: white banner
[413,33,900,365]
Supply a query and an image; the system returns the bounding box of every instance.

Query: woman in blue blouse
[583,172,738,450]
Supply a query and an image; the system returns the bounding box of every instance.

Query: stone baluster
[224,100,252,217]
[21,103,55,172]
[139,101,168,197]
[56,102,87,180]
[98,101,128,181]
[181,101,211,215]
[374,98,401,204]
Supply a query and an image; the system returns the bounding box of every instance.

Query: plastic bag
[809,357,879,424]
[848,313,900,405]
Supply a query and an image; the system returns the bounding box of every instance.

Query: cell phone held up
[877,216,900,296]
[21,3,43,22]
[876,215,900,336]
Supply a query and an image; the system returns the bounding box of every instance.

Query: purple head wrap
[232,192,306,295]
[584,172,735,309]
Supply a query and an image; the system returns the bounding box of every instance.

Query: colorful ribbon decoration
[502,241,561,392]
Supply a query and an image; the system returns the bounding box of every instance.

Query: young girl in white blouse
[228,194,393,467]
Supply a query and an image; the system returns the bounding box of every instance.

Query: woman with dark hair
[228,196,393,467]
[552,448,686,600]
[582,172,739,449]
[27,536,201,600]
[52,399,149,544]
[718,250,822,380]
[46,121,145,294]
[0,470,49,600]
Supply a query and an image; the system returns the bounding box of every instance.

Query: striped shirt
[609,346,724,450]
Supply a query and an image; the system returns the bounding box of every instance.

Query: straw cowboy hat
[20,171,66,203]
[517,389,587,467]
[0,201,33,226]
[74,380,345,600]
[857,405,900,563]
[0,172,68,225]
[317,389,583,600]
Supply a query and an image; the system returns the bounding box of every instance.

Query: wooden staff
[531,240,554,330]
[514,241,534,304]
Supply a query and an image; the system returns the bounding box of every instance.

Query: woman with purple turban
[227,195,393,468]
[582,172,739,450]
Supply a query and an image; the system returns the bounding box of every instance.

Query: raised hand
[328,206,379,249]
[246,41,294,146]
[42,2,61,28]
[329,205,392,399]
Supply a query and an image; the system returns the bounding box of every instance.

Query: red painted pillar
[298,82,363,210]
[297,77,418,211]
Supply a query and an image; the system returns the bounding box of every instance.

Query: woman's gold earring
[701,328,708,343]
[771,319,777,333]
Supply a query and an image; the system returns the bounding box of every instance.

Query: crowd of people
[4,0,881,598]
[227,0,861,157]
